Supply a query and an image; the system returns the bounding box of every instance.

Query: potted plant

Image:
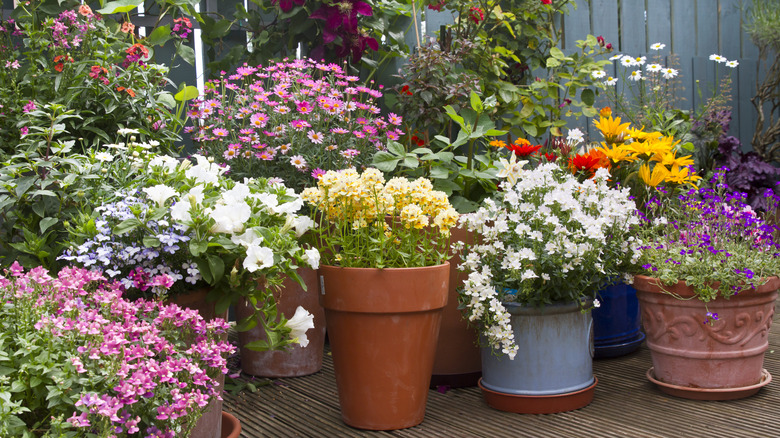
[630,171,780,400]
[187,58,399,377]
[576,108,702,357]
[0,263,235,437]
[457,159,639,413]
[301,168,459,430]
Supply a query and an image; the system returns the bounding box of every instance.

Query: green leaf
[429,166,450,179]
[207,255,225,282]
[15,176,36,198]
[546,58,561,68]
[147,25,173,47]
[195,258,213,284]
[402,156,419,168]
[176,44,196,65]
[519,101,535,119]
[143,236,160,248]
[39,217,58,234]
[469,91,483,112]
[386,141,405,156]
[174,85,200,102]
[96,0,142,14]
[113,218,143,235]
[581,88,595,106]
[372,151,400,172]
[550,47,565,59]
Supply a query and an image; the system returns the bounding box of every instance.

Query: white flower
[294,216,315,237]
[604,76,618,86]
[272,197,304,215]
[149,155,179,173]
[650,42,666,51]
[243,244,274,272]
[709,53,727,63]
[591,70,606,79]
[593,299,601,308]
[628,70,643,81]
[95,151,114,162]
[117,128,140,135]
[496,154,528,186]
[646,63,663,73]
[186,155,226,185]
[210,202,251,234]
[303,248,320,270]
[609,53,623,61]
[661,68,679,79]
[620,55,635,67]
[222,183,251,205]
[290,155,308,170]
[567,128,585,145]
[143,184,178,207]
[170,200,192,223]
[726,60,739,68]
[286,306,315,347]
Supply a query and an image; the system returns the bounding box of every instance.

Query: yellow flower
[593,114,631,145]
[597,143,637,163]
[665,165,701,185]
[625,138,672,158]
[638,163,670,187]
[599,107,612,117]
[489,139,507,148]
[626,127,663,142]
[400,204,429,229]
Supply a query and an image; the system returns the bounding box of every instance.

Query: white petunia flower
[294,216,315,237]
[303,248,320,270]
[143,184,178,207]
[210,202,251,234]
[243,244,274,272]
[286,306,315,347]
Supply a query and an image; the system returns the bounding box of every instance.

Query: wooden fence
[1,0,772,147]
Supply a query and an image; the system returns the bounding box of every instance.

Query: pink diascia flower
[23,100,37,113]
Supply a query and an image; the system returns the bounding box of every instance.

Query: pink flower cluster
[3,263,234,436]
[188,58,403,190]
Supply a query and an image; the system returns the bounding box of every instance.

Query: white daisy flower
[632,56,647,66]
[661,68,679,79]
[604,76,618,86]
[620,55,635,67]
[609,53,623,61]
[650,42,666,51]
[646,63,663,73]
[628,70,643,81]
[290,155,308,170]
[710,54,727,63]
[591,70,606,79]
[726,60,739,68]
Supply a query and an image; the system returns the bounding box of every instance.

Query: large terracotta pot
[236,267,326,377]
[479,301,597,414]
[319,263,449,430]
[634,275,779,400]
[430,225,482,388]
[169,289,228,438]
[220,412,241,438]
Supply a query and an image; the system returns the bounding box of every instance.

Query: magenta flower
[22,100,36,113]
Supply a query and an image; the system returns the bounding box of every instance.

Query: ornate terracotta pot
[634,275,779,400]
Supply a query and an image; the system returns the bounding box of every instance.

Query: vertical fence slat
[696,0,719,57]
[590,0,620,139]
[719,0,742,138]
[739,58,758,151]
[618,0,647,53]
[646,0,671,48]
[671,0,695,110]
[563,1,590,51]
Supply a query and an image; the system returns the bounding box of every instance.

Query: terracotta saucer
[646,367,772,401]
[478,377,598,414]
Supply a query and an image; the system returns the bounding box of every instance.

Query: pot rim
[503,299,591,316]
[633,274,780,297]
[319,261,450,273]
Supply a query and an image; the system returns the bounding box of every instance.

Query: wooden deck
[223,304,780,437]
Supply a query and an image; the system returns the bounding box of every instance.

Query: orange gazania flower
[599,107,612,117]
[506,138,542,157]
[569,149,610,176]
[489,139,507,148]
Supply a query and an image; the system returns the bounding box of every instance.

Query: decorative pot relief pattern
[642,307,774,347]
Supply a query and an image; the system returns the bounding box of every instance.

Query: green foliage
[373,92,505,212]
[0,0,194,154]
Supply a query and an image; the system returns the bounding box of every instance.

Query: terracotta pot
[236,267,326,377]
[220,412,241,438]
[634,275,779,399]
[169,289,228,438]
[319,263,449,430]
[430,225,481,388]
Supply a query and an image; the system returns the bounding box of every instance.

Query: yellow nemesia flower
[638,163,670,187]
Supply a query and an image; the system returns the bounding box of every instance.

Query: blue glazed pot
[592,282,645,359]
[481,301,594,396]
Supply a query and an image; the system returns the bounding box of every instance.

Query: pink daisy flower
[307,130,324,144]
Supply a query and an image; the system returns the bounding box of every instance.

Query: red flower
[507,143,543,157]
[469,7,484,23]
[116,86,136,98]
[541,0,552,4]
[53,55,72,73]
[568,150,610,176]
[544,152,558,162]
[400,85,413,96]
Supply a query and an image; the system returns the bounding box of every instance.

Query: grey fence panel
[619,0,647,54]
[647,0,672,48]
